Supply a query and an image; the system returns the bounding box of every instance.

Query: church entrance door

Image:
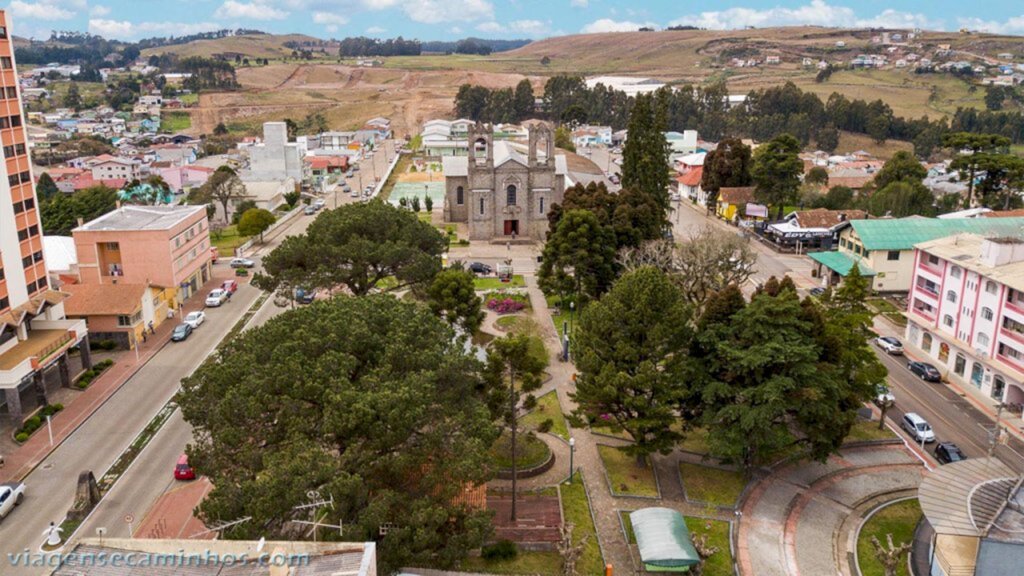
[503,220,520,236]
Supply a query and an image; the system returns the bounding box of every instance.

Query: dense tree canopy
[867,181,935,217]
[872,151,928,191]
[752,133,803,220]
[255,200,446,297]
[179,295,498,573]
[40,185,117,235]
[427,266,485,335]
[236,207,276,240]
[700,138,753,208]
[538,209,618,303]
[573,267,693,463]
[547,181,665,251]
[621,93,671,209]
[189,165,246,223]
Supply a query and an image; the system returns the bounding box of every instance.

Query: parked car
[609,174,620,185]
[171,323,193,342]
[874,336,904,355]
[205,289,228,307]
[304,205,318,215]
[809,287,826,297]
[468,262,493,275]
[314,199,326,209]
[908,361,942,382]
[351,187,360,198]
[875,383,896,405]
[352,165,360,172]
[183,311,206,329]
[901,412,936,443]
[229,257,256,269]
[221,279,238,294]
[0,482,26,520]
[346,171,354,179]
[173,454,196,480]
[934,442,966,464]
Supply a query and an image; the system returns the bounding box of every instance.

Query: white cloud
[313,11,348,25]
[366,26,386,34]
[361,0,402,8]
[570,0,588,7]
[88,4,110,16]
[403,0,492,23]
[477,19,549,37]
[669,0,936,31]
[214,0,289,21]
[581,18,656,33]
[88,19,222,40]
[957,15,1024,35]
[8,0,75,21]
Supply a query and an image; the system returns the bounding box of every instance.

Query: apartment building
[0,10,91,424]
[905,234,1024,413]
[88,154,143,181]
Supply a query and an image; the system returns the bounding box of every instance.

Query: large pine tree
[621,93,671,212]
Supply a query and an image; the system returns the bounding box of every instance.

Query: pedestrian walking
[148,321,155,335]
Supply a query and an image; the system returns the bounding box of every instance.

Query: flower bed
[484,290,531,314]
[75,359,115,390]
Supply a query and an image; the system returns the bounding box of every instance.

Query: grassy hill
[140,33,324,60]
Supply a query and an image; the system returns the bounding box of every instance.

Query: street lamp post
[569,301,575,335]
[568,437,576,483]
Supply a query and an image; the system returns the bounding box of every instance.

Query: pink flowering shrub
[487,298,526,314]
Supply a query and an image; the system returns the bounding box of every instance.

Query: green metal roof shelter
[808,251,876,277]
[849,217,1024,251]
[629,508,701,572]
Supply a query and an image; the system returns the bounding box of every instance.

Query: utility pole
[510,362,518,522]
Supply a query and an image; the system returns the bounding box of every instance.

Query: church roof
[494,141,527,167]
[441,142,568,178]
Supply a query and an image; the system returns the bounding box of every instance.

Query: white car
[0,482,25,520]
[229,257,255,269]
[874,336,904,355]
[875,383,895,405]
[205,289,228,307]
[313,199,326,209]
[183,311,206,329]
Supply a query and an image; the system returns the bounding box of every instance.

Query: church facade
[442,124,567,241]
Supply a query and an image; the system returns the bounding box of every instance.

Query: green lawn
[846,419,898,443]
[560,473,604,576]
[521,391,570,440]
[597,445,659,497]
[161,111,192,133]
[461,551,561,575]
[475,275,526,290]
[680,462,747,508]
[679,428,710,454]
[857,499,922,576]
[178,93,199,105]
[210,225,251,253]
[496,315,520,330]
[591,422,633,441]
[490,430,551,470]
[867,298,902,314]
[620,513,733,576]
[416,211,432,223]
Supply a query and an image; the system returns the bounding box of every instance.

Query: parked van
[174,454,195,480]
[902,412,935,443]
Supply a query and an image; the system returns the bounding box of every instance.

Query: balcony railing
[918,261,943,277]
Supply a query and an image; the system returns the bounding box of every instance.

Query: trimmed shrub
[523,394,537,411]
[537,419,554,434]
[481,539,518,561]
[15,432,28,443]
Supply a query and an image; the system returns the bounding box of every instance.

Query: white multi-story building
[905,234,1024,411]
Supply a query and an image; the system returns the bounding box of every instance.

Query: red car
[174,454,195,480]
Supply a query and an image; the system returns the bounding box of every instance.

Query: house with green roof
[808,216,1024,292]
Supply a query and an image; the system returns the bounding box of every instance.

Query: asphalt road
[873,342,1024,471]
[0,278,261,574]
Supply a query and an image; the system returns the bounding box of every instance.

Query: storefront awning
[808,251,876,277]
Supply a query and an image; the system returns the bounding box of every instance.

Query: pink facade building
[906,234,1024,418]
[72,205,213,307]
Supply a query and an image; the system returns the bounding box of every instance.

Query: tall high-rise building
[0,10,90,424]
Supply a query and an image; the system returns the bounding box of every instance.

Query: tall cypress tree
[621,93,670,231]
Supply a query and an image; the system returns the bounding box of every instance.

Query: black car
[908,361,942,382]
[809,287,826,297]
[468,262,493,275]
[934,442,966,464]
[171,323,193,342]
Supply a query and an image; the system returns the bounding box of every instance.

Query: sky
[4,0,1024,43]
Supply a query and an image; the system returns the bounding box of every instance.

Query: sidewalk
[0,266,241,484]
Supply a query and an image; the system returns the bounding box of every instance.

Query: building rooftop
[63,283,146,316]
[75,205,206,233]
[850,217,1024,251]
[809,251,877,277]
[43,236,78,273]
[918,457,1019,538]
[917,233,1024,288]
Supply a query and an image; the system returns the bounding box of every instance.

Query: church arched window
[506,185,517,206]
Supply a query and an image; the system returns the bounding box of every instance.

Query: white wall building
[585,76,665,96]
[242,122,303,182]
[905,234,1024,413]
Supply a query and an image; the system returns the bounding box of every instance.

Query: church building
[442,123,567,241]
